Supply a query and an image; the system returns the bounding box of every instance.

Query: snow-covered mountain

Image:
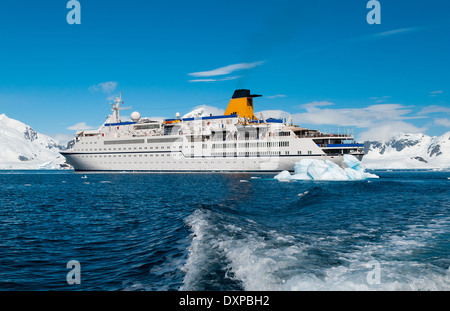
[362,132,450,169]
[0,114,71,169]
[182,105,225,119]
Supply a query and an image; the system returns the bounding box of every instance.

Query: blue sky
[0,0,449,142]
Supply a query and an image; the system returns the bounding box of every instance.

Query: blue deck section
[164,115,238,122]
[265,118,283,123]
[164,115,284,123]
[104,121,137,126]
[322,144,364,148]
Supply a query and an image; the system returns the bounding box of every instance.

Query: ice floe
[274,155,379,181]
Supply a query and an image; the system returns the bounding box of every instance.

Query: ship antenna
[111,92,124,123]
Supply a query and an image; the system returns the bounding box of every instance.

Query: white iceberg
[276,155,379,181]
[274,170,292,181]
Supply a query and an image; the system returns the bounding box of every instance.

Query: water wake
[182,208,450,291]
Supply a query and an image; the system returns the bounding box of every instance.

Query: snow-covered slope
[362,132,450,169]
[0,114,70,169]
[182,105,225,119]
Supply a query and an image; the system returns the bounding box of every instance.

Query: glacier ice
[274,170,292,181]
[274,155,379,181]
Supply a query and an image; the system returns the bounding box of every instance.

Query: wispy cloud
[369,96,392,103]
[429,90,444,97]
[89,81,118,93]
[188,61,265,78]
[67,122,95,131]
[266,94,287,99]
[188,76,241,83]
[298,101,334,110]
[418,105,450,115]
[353,27,424,42]
[372,27,419,38]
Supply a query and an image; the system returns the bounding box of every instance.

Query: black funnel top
[232,89,262,99]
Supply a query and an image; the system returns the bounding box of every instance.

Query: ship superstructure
[61,90,364,172]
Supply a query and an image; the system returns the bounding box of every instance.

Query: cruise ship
[60,89,364,172]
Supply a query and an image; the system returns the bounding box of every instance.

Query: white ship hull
[61,89,364,172]
[62,151,340,172]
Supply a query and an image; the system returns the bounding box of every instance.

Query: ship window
[298,151,302,155]
[308,151,312,155]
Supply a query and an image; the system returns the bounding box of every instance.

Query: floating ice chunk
[274,170,292,181]
[343,154,361,169]
[292,160,312,180]
[240,180,249,183]
[275,156,379,181]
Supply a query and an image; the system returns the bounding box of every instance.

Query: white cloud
[188,61,265,77]
[369,96,392,103]
[188,76,241,83]
[354,27,423,42]
[298,101,335,110]
[429,90,444,97]
[434,118,450,127]
[357,121,425,142]
[418,105,450,115]
[266,94,287,99]
[89,81,118,93]
[373,27,419,38]
[67,122,95,131]
[293,103,429,141]
[49,133,75,145]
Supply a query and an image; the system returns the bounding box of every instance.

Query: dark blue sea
[0,170,449,291]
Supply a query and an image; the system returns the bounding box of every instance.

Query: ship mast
[110,92,130,123]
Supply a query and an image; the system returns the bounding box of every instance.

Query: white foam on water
[182,209,450,291]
